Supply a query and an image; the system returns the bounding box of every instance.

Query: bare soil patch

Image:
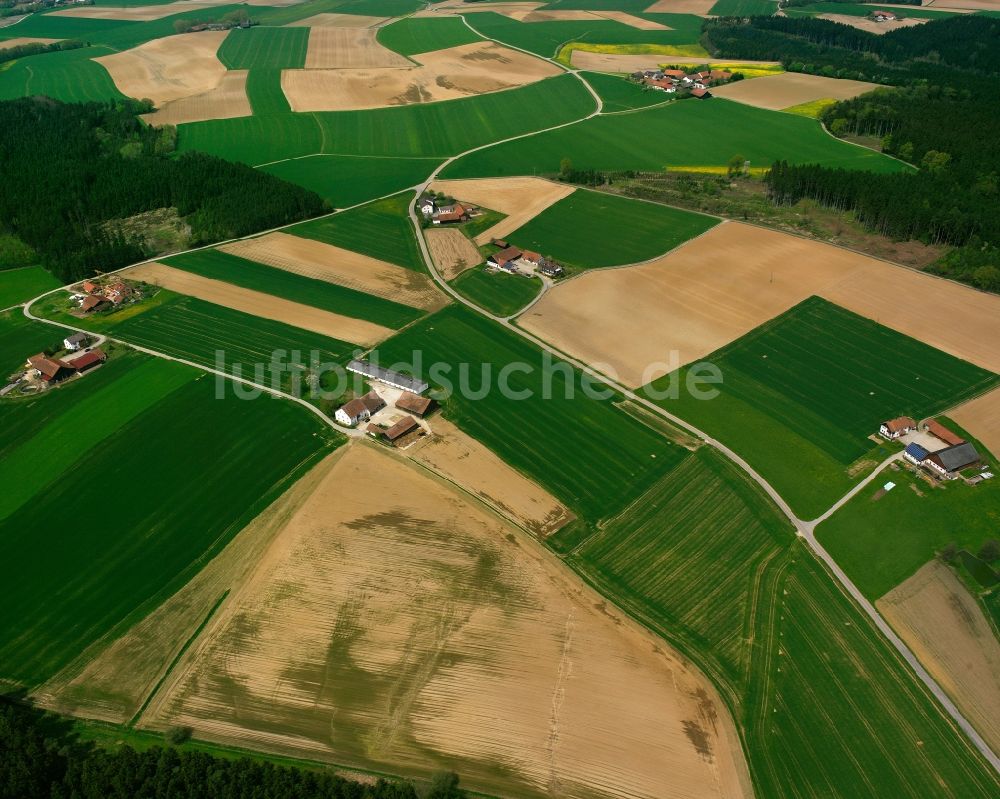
[424,227,482,280]
[710,72,878,110]
[570,51,780,71]
[945,388,1000,459]
[126,262,394,345]
[220,231,447,311]
[142,69,251,126]
[429,177,574,245]
[48,1,229,21]
[282,41,560,112]
[287,12,388,27]
[817,13,928,34]
[94,30,230,107]
[303,27,410,69]
[520,221,1000,386]
[591,10,671,29]
[141,444,752,799]
[0,36,61,49]
[878,561,1000,754]
[407,418,574,535]
[644,0,716,13]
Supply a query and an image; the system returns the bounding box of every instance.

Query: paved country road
[14,18,1000,776]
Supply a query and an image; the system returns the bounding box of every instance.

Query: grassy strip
[449,268,541,317]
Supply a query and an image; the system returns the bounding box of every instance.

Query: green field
[786,1,957,18]
[244,68,291,115]
[260,154,439,208]
[463,11,704,58]
[583,71,675,112]
[163,248,424,329]
[289,192,424,271]
[0,310,65,373]
[104,294,357,377]
[506,187,717,268]
[372,304,688,521]
[442,97,906,178]
[0,266,60,309]
[0,15,136,40]
[0,46,126,104]
[217,26,308,70]
[708,0,777,15]
[376,16,482,56]
[0,350,338,686]
[177,74,596,165]
[450,268,540,317]
[549,445,1000,799]
[643,297,999,518]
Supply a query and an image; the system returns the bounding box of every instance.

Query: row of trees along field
[0,699,468,799]
[704,15,1000,293]
[0,98,328,282]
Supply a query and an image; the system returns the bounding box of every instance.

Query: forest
[705,16,1000,293]
[0,699,467,799]
[0,98,327,282]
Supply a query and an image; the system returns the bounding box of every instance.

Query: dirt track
[127,262,394,346]
[282,41,560,112]
[878,561,1000,754]
[140,444,753,799]
[141,69,251,126]
[428,177,574,245]
[424,228,483,280]
[220,231,448,311]
[710,72,878,110]
[95,30,230,107]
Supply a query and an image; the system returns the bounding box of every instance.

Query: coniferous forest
[0,98,328,283]
[704,15,1000,292]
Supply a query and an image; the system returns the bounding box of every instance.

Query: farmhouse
[433,203,468,225]
[872,9,897,21]
[924,442,981,476]
[334,390,385,426]
[347,359,429,394]
[880,416,916,439]
[104,281,132,304]
[25,353,74,383]
[488,246,523,270]
[396,391,435,418]
[903,442,929,465]
[63,331,89,351]
[419,197,436,217]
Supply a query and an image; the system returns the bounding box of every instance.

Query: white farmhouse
[334,390,385,427]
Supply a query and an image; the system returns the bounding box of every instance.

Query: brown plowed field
[282,41,560,112]
[949,387,1000,459]
[94,30,230,106]
[127,262,394,346]
[219,232,448,311]
[710,72,878,110]
[424,227,482,279]
[519,221,1000,387]
[140,444,753,799]
[817,14,928,34]
[303,27,410,69]
[48,1,230,21]
[428,177,574,245]
[141,69,251,126]
[286,12,388,27]
[878,561,1000,754]
[643,0,716,13]
[0,36,61,49]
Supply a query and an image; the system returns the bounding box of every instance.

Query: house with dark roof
[335,390,386,427]
[80,295,110,314]
[880,416,916,440]
[903,442,929,465]
[924,442,980,476]
[63,332,89,351]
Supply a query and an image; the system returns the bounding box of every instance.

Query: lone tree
[425,771,466,799]
[727,154,746,178]
[165,725,193,746]
[978,539,1000,562]
[559,157,573,181]
[939,542,959,563]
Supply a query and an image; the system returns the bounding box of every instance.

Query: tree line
[0,98,328,283]
[0,698,468,799]
[0,39,85,68]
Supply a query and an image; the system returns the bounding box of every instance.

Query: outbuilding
[383,415,419,445]
[924,442,981,476]
[347,360,429,394]
[396,391,435,418]
[879,416,916,439]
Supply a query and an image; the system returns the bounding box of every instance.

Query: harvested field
[644,0,716,13]
[408,418,573,535]
[877,561,1000,754]
[0,36,60,49]
[424,227,482,279]
[142,444,752,799]
[521,221,1000,386]
[219,232,447,311]
[94,31,230,107]
[710,71,878,110]
[286,12,388,27]
[428,176,574,245]
[925,0,998,9]
[817,13,929,33]
[948,387,1000,459]
[141,69,250,126]
[282,41,561,111]
[591,10,671,29]
[47,1,230,21]
[303,27,410,69]
[571,50,780,71]
[126,262,393,346]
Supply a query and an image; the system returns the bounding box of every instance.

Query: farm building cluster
[630,68,738,99]
[4,331,106,397]
[871,9,899,22]
[334,359,436,448]
[70,278,139,315]
[879,416,990,483]
[487,240,564,278]
[419,195,484,226]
